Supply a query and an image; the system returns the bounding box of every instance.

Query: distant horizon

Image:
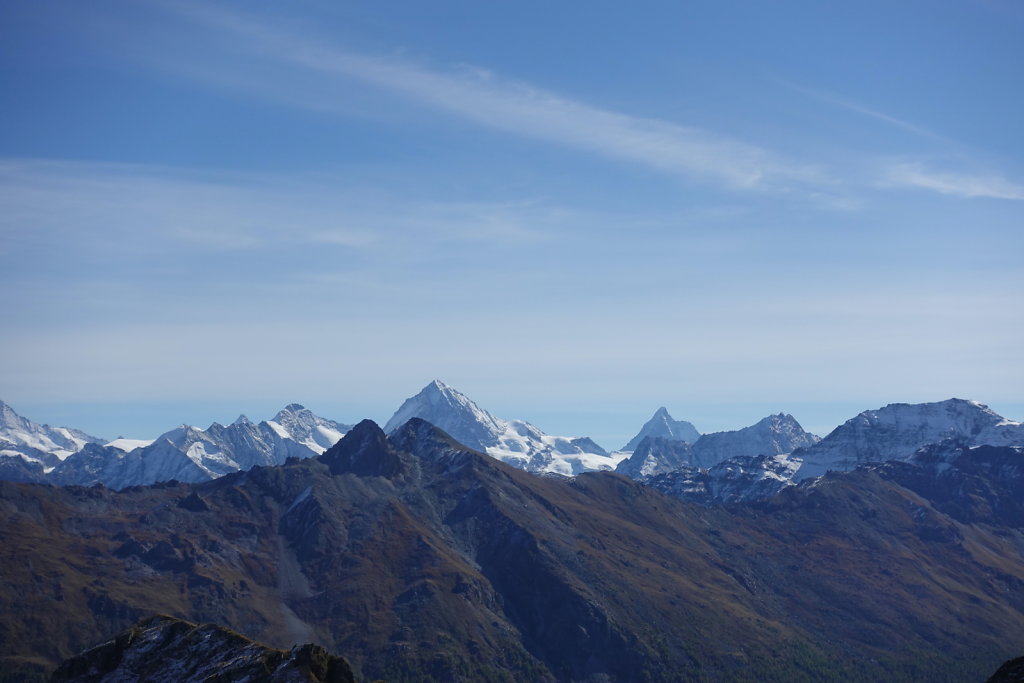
[3,2,1020,445]
[7,384,1023,454]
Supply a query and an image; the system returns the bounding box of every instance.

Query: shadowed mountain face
[51,615,356,683]
[2,420,1024,681]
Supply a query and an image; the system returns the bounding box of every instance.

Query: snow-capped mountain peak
[384,381,621,475]
[268,404,351,453]
[622,407,700,452]
[616,412,818,478]
[383,380,505,452]
[48,405,353,489]
[794,398,1024,480]
[0,401,31,432]
[0,400,104,466]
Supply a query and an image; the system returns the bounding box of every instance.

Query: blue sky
[2,0,1022,446]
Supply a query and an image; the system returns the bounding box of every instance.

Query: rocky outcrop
[987,655,1024,682]
[51,615,355,682]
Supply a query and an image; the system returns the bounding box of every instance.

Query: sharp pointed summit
[622,407,700,452]
[384,380,504,452]
[384,381,619,475]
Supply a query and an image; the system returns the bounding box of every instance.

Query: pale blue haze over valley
[1,0,1021,446]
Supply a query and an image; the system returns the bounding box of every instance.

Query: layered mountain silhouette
[2,393,1022,505]
[616,413,818,478]
[3,418,1024,681]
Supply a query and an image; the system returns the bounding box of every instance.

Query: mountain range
[622,399,1024,505]
[792,398,1024,479]
[2,389,1022,501]
[615,412,818,478]
[0,402,351,490]
[4,417,1024,681]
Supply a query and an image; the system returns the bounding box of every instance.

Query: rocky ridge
[0,400,103,469]
[51,615,356,682]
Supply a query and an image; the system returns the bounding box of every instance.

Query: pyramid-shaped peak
[407,380,480,410]
[232,414,252,426]
[282,403,307,413]
[383,381,505,451]
[420,380,468,402]
[622,407,700,452]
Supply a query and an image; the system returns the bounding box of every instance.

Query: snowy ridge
[644,452,802,505]
[0,400,104,467]
[384,380,622,475]
[616,413,818,478]
[690,413,819,467]
[51,405,353,489]
[794,398,1024,480]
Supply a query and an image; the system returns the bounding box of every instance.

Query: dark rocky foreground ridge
[2,419,1024,681]
[988,655,1024,682]
[50,615,356,682]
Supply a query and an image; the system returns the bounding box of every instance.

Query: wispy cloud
[776,79,944,141]
[883,161,1024,200]
[0,158,563,263]
[153,2,826,192]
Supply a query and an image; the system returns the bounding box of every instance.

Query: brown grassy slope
[1,419,1023,681]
